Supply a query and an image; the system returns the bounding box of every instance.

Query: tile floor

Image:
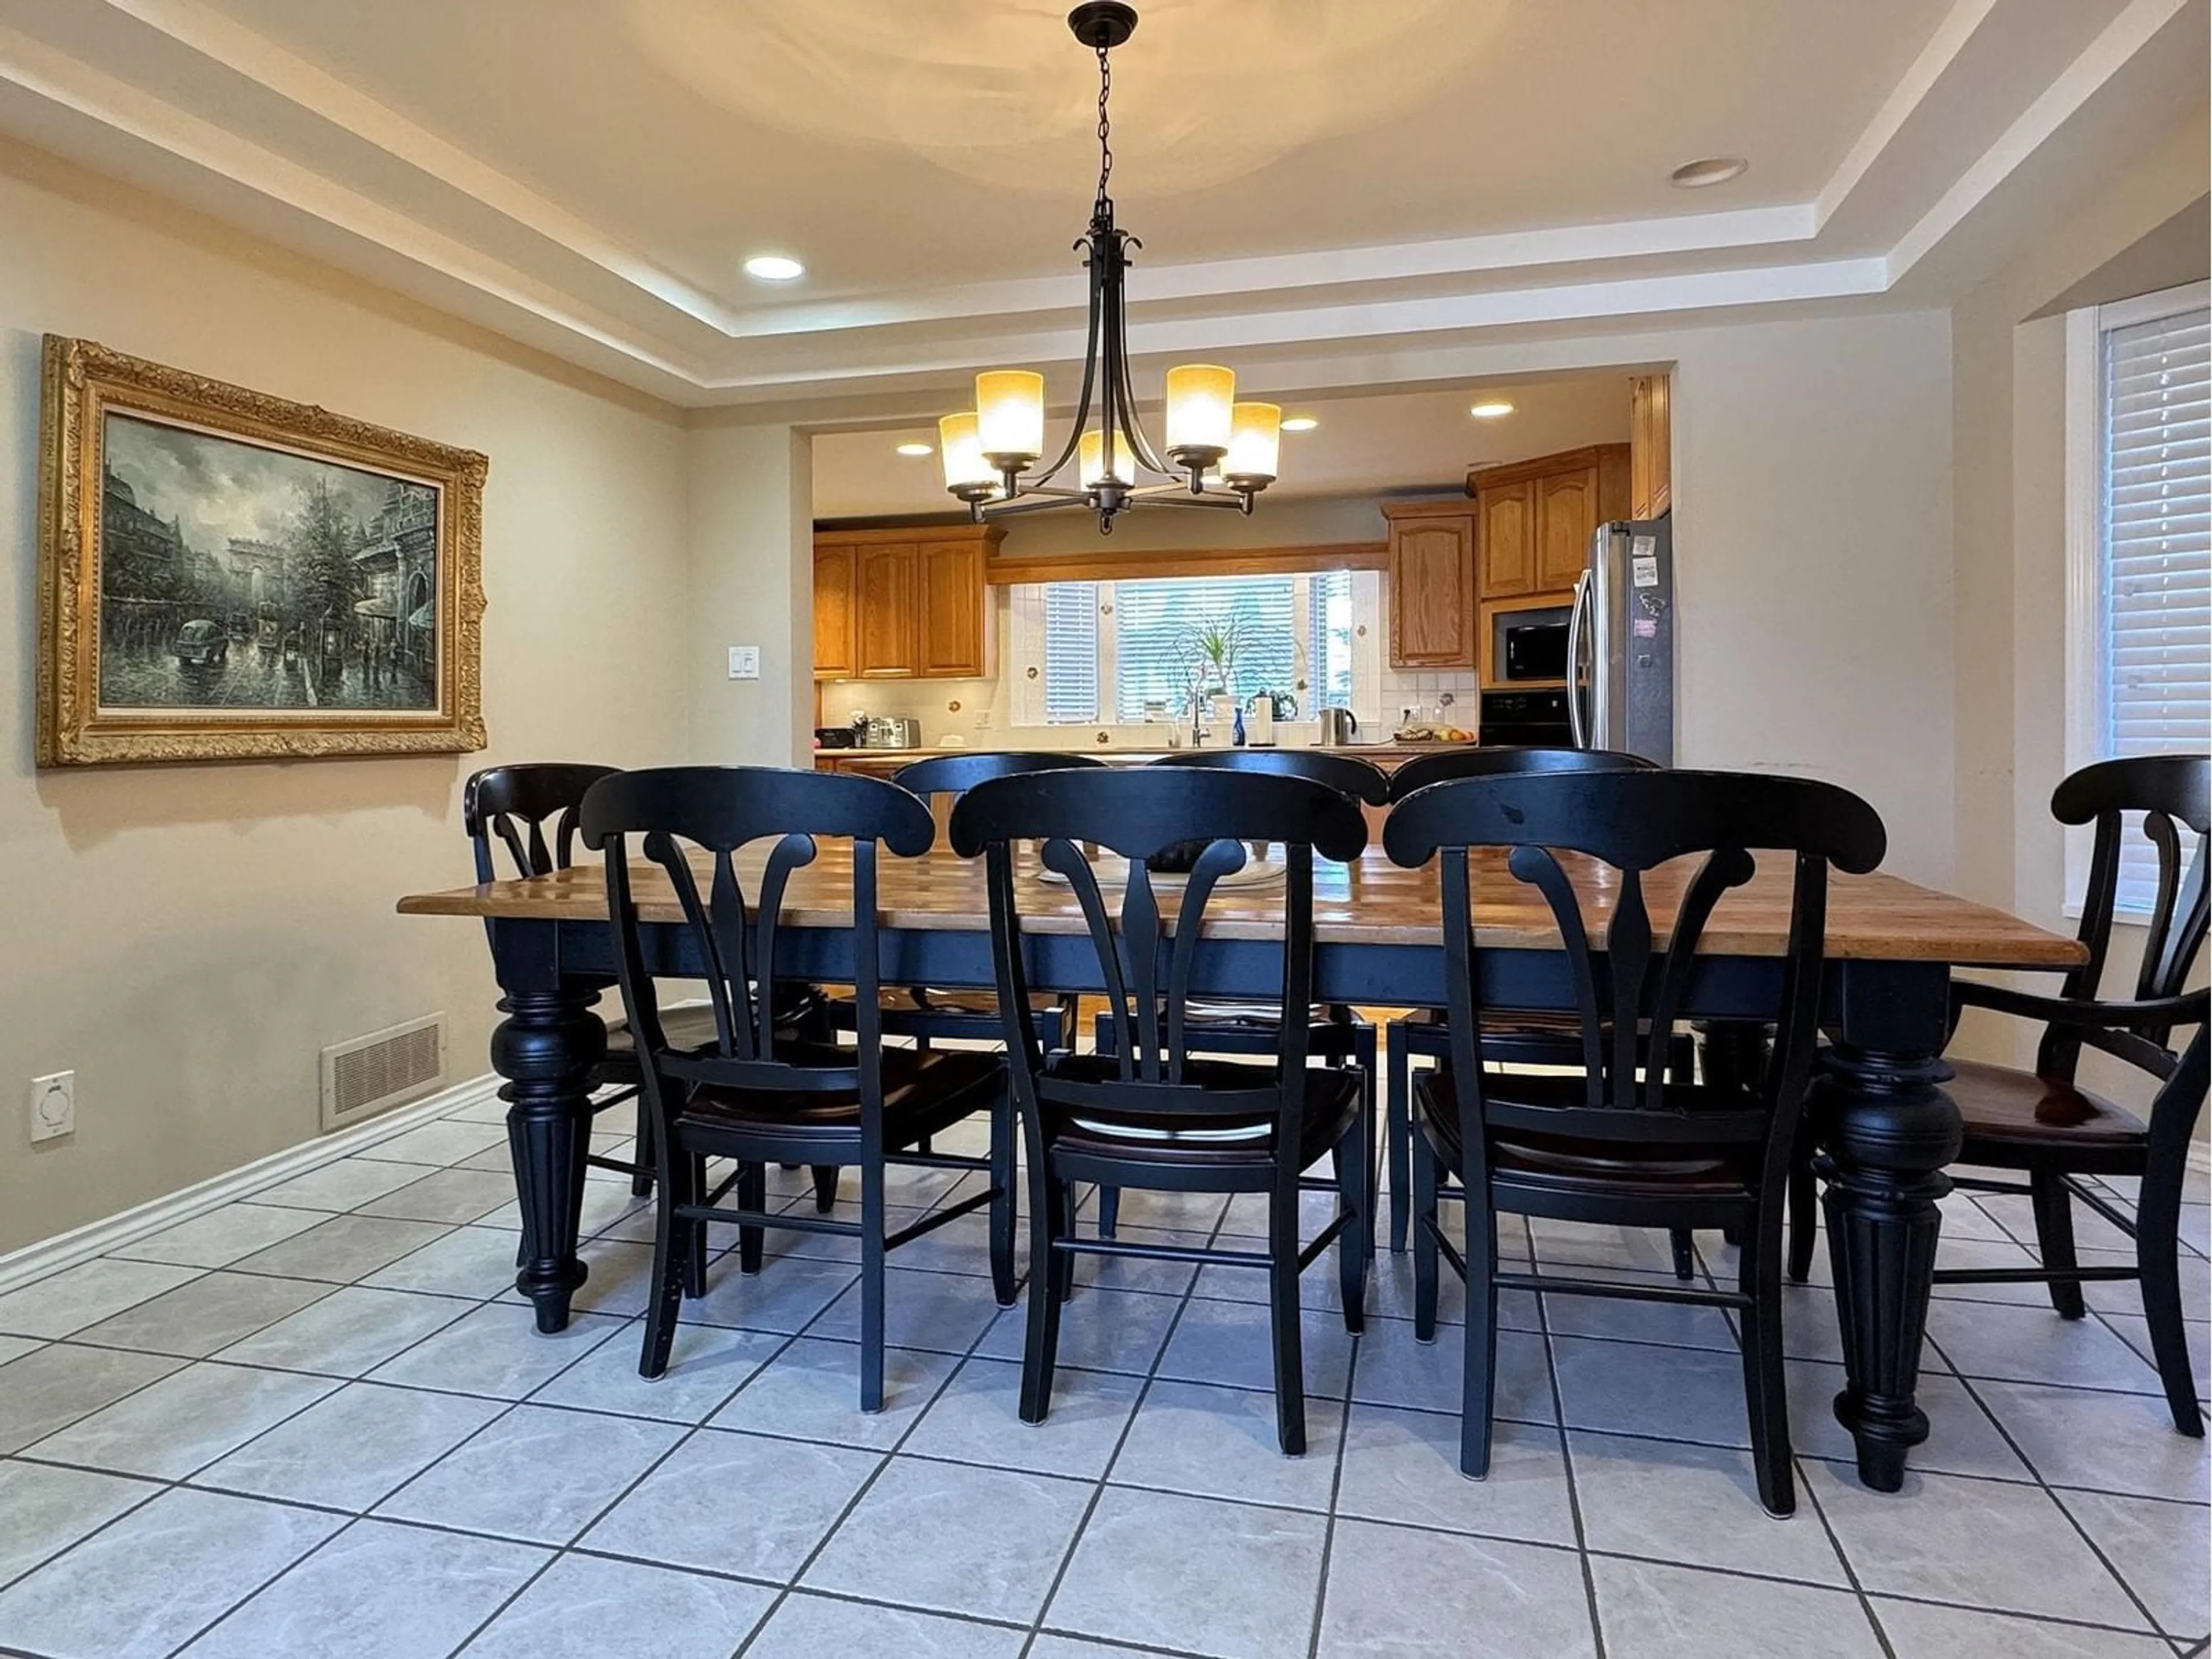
[0,1095,2205,1659]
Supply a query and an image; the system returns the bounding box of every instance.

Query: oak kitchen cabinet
[1467,444,1631,600]
[1380,500,1477,668]
[1630,372,1672,520]
[813,524,1002,681]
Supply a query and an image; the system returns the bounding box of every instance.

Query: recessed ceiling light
[895,441,933,457]
[1281,416,1319,432]
[743,254,806,281]
[1468,400,1515,419]
[1668,156,1748,189]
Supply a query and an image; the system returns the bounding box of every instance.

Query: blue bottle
[1232,703,1247,747]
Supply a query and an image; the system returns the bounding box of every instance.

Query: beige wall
[687,420,812,767]
[1946,108,2209,1120]
[0,143,694,1252]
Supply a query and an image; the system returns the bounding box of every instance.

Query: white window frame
[2062,278,2210,915]
[1010,569,1382,733]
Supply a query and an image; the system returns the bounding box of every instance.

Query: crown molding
[0,0,2190,404]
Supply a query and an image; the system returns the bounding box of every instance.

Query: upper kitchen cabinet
[812,543,857,679]
[1467,444,1631,599]
[1630,373,1672,520]
[1381,500,1478,668]
[813,523,1002,681]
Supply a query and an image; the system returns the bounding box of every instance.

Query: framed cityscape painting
[36,336,488,765]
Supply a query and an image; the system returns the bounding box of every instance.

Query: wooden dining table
[399,839,2084,1494]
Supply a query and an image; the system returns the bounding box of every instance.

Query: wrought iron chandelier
[937,2,1280,535]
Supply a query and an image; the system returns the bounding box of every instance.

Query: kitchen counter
[814,743,1474,770]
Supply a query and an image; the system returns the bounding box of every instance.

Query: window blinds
[1110,575,1298,722]
[2100,304,2210,910]
[1041,583,1099,722]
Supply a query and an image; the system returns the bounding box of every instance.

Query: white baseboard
[0,1073,502,1299]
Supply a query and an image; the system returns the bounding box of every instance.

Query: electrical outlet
[975,710,993,729]
[726,645,761,680]
[28,1072,73,1143]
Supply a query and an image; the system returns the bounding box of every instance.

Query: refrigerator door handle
[1566,569,1591,748]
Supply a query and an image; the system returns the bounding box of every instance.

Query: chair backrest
[949,767,1367,1145]
[1384,770,1885,1199]
[2050,755,2209,1062]
[464,763,618,882]
[579,766,934,1126]
[894,750,1107,801]
[1387,744,1657,801]
[1149,747,1391,806]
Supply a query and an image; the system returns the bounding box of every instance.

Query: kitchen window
[2065,281,2210,914]
[1018,569,1362,726]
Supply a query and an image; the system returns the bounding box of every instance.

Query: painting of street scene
[97,411,441,713]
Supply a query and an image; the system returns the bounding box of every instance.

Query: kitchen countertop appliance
[1317,707,1359,745]
[857,715,919,749]
[1568,515,1675,764]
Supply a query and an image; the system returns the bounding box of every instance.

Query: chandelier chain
[1093,43,1113,217]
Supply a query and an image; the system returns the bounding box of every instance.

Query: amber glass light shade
[938,412,993,492]
[1163,363,1236,457]
[975,370,1046,464]
[1078,427,1135,487]
[1224,402,1281,485]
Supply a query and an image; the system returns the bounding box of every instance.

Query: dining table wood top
[399,843,2086,969]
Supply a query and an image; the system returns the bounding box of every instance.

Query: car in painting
[171,619,229,669]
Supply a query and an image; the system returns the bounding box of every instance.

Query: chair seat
[1397,1006,1692,1069]
[1413,1070,1759,1201]
[1950,1057,2147,1153]
[1042,1052,1362,1170]
[680,1045,1002,1145]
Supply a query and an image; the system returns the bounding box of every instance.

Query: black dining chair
[1385,768,1887,1513]
[579,765,1017,1411]
[950,766,1372,1455]
[1378,748,1682,1262]
[467,763,681,1200]
[1100,748,1388,1255]
[1929,753,2210,1435]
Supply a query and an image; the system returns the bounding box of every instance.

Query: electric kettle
[1318,707,1359,745]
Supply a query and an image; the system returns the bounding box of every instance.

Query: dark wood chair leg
[858,1159,887,1413]
[1020,1165,1065,1424]
[1786,1151,1818,1283]
[1412,1131,1442,1344]
[631,1098,657,1199]
[1741,1213,1797,1516]
[1353,1020,1380,1279]
[2029,1170,2088,1319]
[810,1165,839,1213]
[1334,1116,1368,1334]
[2135,1169,2206,1437]
[1054,1183,1079,1302]
[1387,1025,1413,1255]
[639,1155,691,1379]
[1669,1229,1696,1281]
[1096,1184,1121,1239]
[1460,1177,1498,1479]
[683,1153,710,1298]
[1268,1178,1308,1456]
[988,1087,1018,1308]
[737,1161,766,1277]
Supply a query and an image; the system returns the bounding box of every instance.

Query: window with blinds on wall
[2097,290,2209,911]
[1032,570,1357,725]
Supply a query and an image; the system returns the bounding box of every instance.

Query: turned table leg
[489,922,606,1334]
[1810,962,1961,1491]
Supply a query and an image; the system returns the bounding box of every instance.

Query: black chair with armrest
[952,766,1372,1453]
[1379,748,1702,1270]
[581,765,1017,1411]
[1387,768,1887,1513]
[1927,753,2210,1436]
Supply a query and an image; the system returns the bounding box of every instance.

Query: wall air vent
[320,1013,446,1132]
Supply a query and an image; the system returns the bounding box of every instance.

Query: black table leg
[1810,961,1961,1491]
[488,920,606,1334]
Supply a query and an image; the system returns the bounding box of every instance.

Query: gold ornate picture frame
[36,336,488,766]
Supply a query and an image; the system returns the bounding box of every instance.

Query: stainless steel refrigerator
[1567,516,1675,764]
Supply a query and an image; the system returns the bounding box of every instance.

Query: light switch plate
[727,646,760,680]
